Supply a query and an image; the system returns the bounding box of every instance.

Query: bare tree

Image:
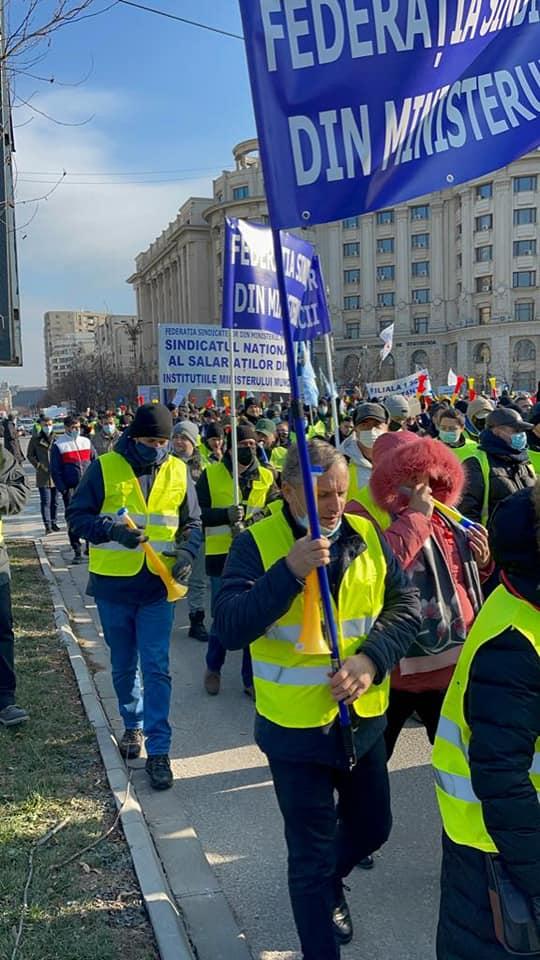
[3,1,110,67]
[45,353,145,413]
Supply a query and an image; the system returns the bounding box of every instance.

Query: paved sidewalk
[7,487,442,960]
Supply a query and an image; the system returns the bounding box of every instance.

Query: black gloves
[107,521,147,550]
[227,505,244,524]
[171,549,193,585]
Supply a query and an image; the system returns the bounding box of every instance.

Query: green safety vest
[270,445,288,473]
[346,459,371,505]
[354,484,392,532]
[205,461,274,558]
[462,450,491,525]
[528,448,540,476]
[432,585,540,853]
[88,452,187,577]
[249,510,389,729]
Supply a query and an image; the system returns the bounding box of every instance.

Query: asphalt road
[7,470,442,960]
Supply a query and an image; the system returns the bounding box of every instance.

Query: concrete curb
[35,540,196,960]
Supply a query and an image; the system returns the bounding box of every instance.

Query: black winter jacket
[214,504,422,761]
[460,430,536,524]
[437,608,540,960]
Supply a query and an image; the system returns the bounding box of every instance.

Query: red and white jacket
[50,432,95,493]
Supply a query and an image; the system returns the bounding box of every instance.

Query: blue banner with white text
[222,217,324,337]
[238,0,540,228]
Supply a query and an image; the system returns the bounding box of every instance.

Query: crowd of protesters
[2,380,539,959]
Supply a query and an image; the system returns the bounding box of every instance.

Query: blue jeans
[96,597,175,756]
[39,486,58,528]
[206,575,253,687]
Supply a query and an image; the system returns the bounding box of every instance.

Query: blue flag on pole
[238,2,540,228]
[296,254,332,342]
[222,217,314,334]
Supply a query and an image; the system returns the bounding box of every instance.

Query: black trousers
[384,687,446,759]
[0,579,16,709]
[268,735,392,960]
[62,489,80,551]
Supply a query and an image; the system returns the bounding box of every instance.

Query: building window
[343,216,359,229]
[475,214,493,231]
[513,207,537,225]
[411,204,430,221]
[378,318,393,334]
[377,237,394,254]
[377,265,395,281]
[513,239,537,257]
[513,270,536,287]
[514,301,534,322]
[233,185,249,200]
[513,175,537,193]
[514,339,536,362]
[456,223,462,238]
[412,288,430,303]
[477,306,491,325]
[513,370,535,392]
[412,261,430,278]
[473,342,491,363]
[343,242,360,257]
[457,253,462,269]
[344,295,361,310]
[476,244,493,262]
[346,323,361,339]
[411,349,429,371]
[413,316,429,334]
[378,292,395,307]
[476,276,492,293]
[475,182,493,199]
[412,233,430,249]
[344,269,360,284]
[376,209,394,225]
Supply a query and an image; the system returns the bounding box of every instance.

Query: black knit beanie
[227,424,257,450]
[130,403,172,439]
[205,423,224,441]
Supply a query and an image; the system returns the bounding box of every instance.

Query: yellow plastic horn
[118,508,187,603]
[296,468,330,656]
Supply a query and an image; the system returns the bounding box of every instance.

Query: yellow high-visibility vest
[249,510,389,728]
[354,484,392,531]
[205,461,274,558]
[439,436,478,463]
[89,452,187,577]
[270,445,288,473]
[346,459,371,505]
[528,448,540,476]
[433,585,540,852]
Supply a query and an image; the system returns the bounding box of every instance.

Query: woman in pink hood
[348,431,492,758]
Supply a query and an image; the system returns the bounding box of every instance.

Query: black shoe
[118,728,144,759]
[146,754,173,790]
[332,889,353,945]
[0,704,29,726]
[188,611,208,642]
[71,552,83,565]
[44,526,52,536]
[357,855,374,870]
[51,523,61,532]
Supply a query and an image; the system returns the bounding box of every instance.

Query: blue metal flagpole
[271,228,355,769]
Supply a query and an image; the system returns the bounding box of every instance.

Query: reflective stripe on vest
[89,452,187,578]
[205,461,274,558]
[433,585,540,852]
[249,511,389,729]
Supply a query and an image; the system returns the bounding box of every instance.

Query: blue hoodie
[67,431,201,605]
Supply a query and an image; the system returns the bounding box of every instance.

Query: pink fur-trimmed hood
[370,435,465,511]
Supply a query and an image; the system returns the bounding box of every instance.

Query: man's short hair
[437,407,465,427]
[64,415,79,429]
[282,439,347,487]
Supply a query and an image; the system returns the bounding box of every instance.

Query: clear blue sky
[4,0,255,385]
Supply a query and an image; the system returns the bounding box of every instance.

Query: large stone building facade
[128,142,540,394]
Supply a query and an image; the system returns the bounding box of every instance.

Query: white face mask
[358,427,384,449]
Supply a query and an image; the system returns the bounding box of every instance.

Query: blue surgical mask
[439,429,460,445]
[294,513,341,541]
[42,425,53,436]
[135,442,168,464]
[69,429,80,440]
[511,432,527,451]
[102,423,115,436]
